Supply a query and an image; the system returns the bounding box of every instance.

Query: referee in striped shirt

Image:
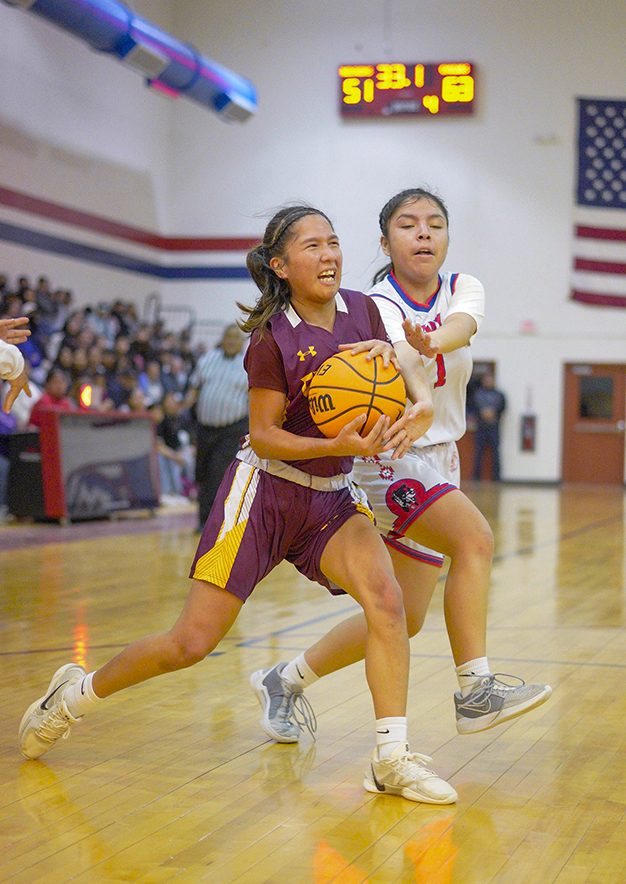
[189,324,248,531]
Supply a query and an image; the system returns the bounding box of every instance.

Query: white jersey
[369,271,485,447]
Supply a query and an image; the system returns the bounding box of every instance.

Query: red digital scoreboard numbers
[339,62,475,117]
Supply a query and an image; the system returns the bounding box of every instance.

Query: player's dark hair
[372,188,449,285]
[238,205,334,336]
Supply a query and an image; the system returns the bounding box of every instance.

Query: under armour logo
[297,346,317,361]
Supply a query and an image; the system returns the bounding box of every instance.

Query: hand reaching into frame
[0,317,31,345]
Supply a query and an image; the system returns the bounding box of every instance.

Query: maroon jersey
[245,289,387,477]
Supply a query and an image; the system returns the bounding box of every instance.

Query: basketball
[308,351,406,437]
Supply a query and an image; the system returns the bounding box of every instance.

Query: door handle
[574,422,625,434]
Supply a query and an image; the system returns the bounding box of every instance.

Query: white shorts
[353,442,459,567]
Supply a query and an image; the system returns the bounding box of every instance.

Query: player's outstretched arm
[382,341,434,459]
[403,313,476,357]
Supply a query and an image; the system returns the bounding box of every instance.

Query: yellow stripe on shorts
[193,462,260,587]
[193,519,248,587]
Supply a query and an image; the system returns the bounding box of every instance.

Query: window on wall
[579,376,613,419]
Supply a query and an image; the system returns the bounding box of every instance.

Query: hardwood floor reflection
[1,484,625,883]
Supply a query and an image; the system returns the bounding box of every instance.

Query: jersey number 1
[434,353,446,387]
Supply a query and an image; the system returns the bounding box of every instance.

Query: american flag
[571,98,626,308]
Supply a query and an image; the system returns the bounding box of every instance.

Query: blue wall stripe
[0,220,250,280]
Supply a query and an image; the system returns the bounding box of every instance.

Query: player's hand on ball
[332,413,389,457]
[402,319,439,359]
[383,400,435,459]
[338,340,400,371]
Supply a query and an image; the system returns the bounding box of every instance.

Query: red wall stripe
[0,185,260,252]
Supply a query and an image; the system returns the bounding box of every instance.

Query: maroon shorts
[189,459,374,601]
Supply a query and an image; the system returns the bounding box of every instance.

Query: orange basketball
[308,351,406,438]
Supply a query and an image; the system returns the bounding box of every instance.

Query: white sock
[64,671,104,718]
[281,653,320,690]
[375,716,408,759]
[456,657,491,696]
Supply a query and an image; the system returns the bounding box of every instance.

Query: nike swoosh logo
[40,681,69,711]
[371,765,386,792]
[463,697,494,713]
[80,679,86,695]
[295,664,304,680]
[376,728,390,734]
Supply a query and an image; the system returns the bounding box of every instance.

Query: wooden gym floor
[1,482,626,884]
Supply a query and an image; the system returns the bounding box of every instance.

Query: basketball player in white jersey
[251,189,552,757]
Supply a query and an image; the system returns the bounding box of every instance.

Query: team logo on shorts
[386,478,451,538]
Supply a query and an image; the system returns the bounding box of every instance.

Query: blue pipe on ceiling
[2,0,258,122]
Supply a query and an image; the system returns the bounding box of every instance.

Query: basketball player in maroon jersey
[19,205,456,805]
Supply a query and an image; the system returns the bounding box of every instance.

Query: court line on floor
[237,511,625,650]
[232,649,626,669]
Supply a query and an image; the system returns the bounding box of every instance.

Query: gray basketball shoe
[19,663,86,759]
[455,673,552,734]
[250,662,317,743]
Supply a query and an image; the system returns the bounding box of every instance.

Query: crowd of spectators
[0,272,208,510]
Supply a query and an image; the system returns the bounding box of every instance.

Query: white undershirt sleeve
[0,340,25,381]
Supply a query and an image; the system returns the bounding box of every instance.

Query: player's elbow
[248,429,275,460]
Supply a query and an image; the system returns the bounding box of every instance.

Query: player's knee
[472,517,494,561]
[166,631,213,670]
[362,574,406,628]
[453,514,494,563]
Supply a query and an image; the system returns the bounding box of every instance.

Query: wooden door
[562,363,626,483]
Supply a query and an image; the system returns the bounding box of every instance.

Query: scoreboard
[339,62,475,118]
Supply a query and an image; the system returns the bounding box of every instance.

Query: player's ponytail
[372,187,449,286]
[239,205,333,336]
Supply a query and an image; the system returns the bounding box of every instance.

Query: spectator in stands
[55,345,75,374]
[130,323,156,369]
[87,302,118,345]
[101,349,117,381]
[70,348,89,381]
[125,386,148,413]
[29,368,74,429]
[154,393,188,503]
[138,359,165,406]
[4,295,24,319]
[107,368,137,410]
[60,311,86,351]
[114,334,131,362]
[14,277,30,299]
[162,353,187,398]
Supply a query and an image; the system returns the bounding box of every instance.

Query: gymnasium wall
[1,0,625,481]
[0,0,174,305]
